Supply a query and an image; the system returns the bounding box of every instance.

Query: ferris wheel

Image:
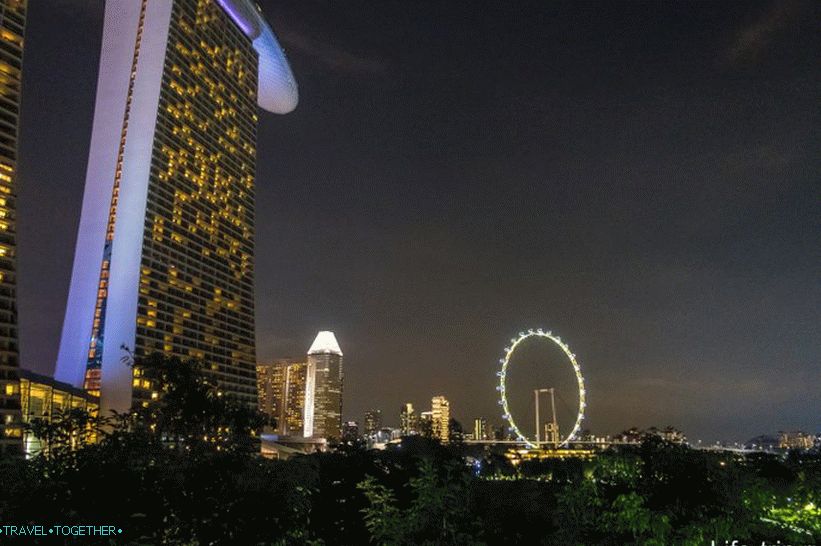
[496,328,586,448]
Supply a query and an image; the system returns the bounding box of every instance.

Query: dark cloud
[723,0,807,64]
[277,26,389,76]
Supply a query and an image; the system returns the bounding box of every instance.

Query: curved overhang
[216,0,298,114]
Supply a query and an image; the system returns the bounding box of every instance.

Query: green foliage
[552,479,603,544]
[603,492,671,545]
[594,450,642,487]
[358,459,485,545]
[357,476,403,543]
[25,406,106,462]
[128,353,265,455]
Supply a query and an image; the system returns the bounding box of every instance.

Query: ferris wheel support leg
[534,389,540,445]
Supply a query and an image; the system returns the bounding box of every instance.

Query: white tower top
[307,331,343,356]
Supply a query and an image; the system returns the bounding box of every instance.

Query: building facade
[341,420,359,443]
[431,395,450,443]
[0,0,25,457]
[18,369,99,457]
[256,358,306,436]
[303,331,342,440]
[419,411,433,437]
[256,360,284,422]
[779,431,814,450]
[54,0,297,415]
[473,417,489,441]
[363,409,381,438]
[400,402,417,436]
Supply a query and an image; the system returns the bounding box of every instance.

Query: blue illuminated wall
[55,0,297,415]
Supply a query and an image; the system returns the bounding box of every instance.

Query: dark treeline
[0,355,818,545]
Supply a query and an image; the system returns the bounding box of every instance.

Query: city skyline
[12,0,821,442]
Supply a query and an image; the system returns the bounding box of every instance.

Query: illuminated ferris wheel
[496,329,586,448]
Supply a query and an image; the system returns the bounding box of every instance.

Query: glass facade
[18,369,99,457]
[0,0,24,457]
[305,352,343,440]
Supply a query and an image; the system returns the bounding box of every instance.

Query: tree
[603,492,671,545]
[447,418,465,446]
[125,352,265,454]
[25,406,107,461]
[358,459,485,545]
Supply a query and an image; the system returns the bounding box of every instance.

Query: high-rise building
[0,0,25,457]
[363,409,381,437]
[473,417,489,441]
[341,420,359,443]
[400,402,417,436]
[779,430,813,450]
[282,362,307,435]
[303,331,343,439]
[431,395,450,443]
[54,0,298,415]
[419,411,433,437]
[256,358,306,435]
[256,361,284,422]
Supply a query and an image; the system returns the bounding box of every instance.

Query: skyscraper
[303,331,342,439]
[54,0,297,414]
[256,358,307,436]
[399,402,417,436]
[473,417,489,441]
[363,409,381,438]
[341,420,359,443]
[419,411,433,437]
[282,361,307,435]
[256,361,284,422]
[0,0,25,456]
[431,395,450,443]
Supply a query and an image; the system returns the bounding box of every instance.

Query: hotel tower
[0,0,25,456]
[54,0,297,414]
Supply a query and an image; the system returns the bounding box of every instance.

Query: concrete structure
[54,0,297,415]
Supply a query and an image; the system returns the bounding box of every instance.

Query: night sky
[17,0,820,442]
